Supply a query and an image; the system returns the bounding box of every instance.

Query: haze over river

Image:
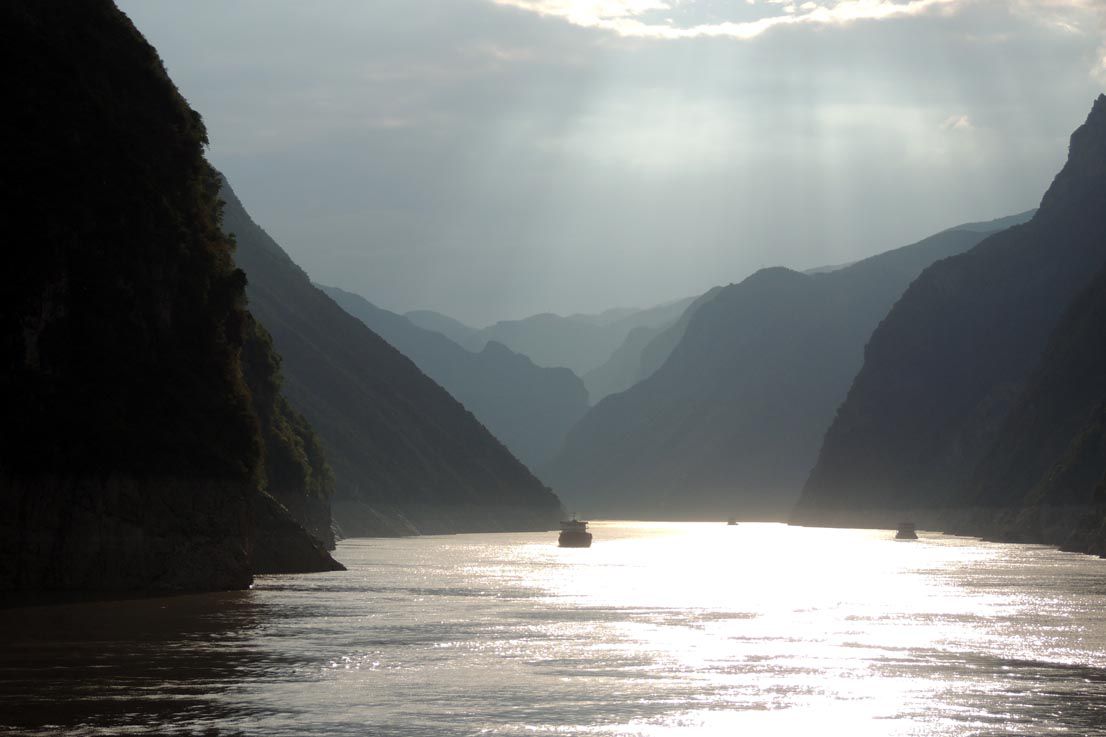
[2,522,1106,735]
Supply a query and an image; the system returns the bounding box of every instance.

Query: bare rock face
[251,493,345,575]
[0,476,253,593]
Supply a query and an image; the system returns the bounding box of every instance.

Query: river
[2,522,1105,735]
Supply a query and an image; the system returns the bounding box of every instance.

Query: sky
[118,0,1106,326]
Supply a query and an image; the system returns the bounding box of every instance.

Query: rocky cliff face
[0,0,339,592]
[794,95,1106,527]
[220,180,564,537]
[943,263,1106,556]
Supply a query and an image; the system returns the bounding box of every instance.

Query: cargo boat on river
[558,518,592,548]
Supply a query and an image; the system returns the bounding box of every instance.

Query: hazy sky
[118,0,1105,325]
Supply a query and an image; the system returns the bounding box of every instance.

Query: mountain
[583,287,726,403]
[545,213,1032,520]
[793,96,1106,528]
[320,286,588,469]
[928,262,1106,555]
[0,0,338,592]
[581,324,668,403]
[220,181,564,537]
[240,316,340,561]
[968,264,1106,512]
[571,306,644,327]
[404,310,478,346]
[449,298,697,378]
[964,257,1106,551]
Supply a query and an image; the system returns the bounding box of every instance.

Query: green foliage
[241,315,335,542]
[219,178,562,535]
[0,0,260,482]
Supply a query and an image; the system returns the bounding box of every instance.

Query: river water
[2,522,1105,736]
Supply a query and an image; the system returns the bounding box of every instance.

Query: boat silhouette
[558,517,592,548]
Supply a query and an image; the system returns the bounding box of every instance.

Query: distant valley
[544,212,1034,520]
[319,285,589,470]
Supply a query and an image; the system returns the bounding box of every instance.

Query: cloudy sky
[119,0,1105,325]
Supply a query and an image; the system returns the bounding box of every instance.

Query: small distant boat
[727,517,738,526]
[895,522,918,540]
[558,517,592,548]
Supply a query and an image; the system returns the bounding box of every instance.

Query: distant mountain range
[545,211,1033,520]
[793,95,1106,548]
[583,287,726,403]
[320,285,588,470]
[405,310,479,346]
[407,298,696,386]
[222,181,564,537]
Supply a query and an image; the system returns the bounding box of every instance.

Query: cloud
[492,0,964,40]
[941,114,974,130]
[117,0,1106,323]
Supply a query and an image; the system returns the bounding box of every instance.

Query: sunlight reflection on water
[2,522,1105,735]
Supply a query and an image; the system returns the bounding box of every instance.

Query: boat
[558,517,593,548]
[895,522,918,540]
[727,517,738,526]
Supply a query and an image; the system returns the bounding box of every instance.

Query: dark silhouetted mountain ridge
[320,285,588,470]
[221,181,564,536]
[794,95,1106,528]
[0,0,338,592]
[546,212,1031,519]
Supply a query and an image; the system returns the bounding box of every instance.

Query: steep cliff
[220,180,564,537]
[948,264,1106,554]
[241,316,339,557]
[794,95,1106,526]
[0,0,338,592]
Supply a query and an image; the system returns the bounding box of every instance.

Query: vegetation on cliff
[220,179,564,537]
[0,0,338,591]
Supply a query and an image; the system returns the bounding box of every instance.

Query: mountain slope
[581,324,667,403]
[0,0,337,592]
[546,215,1028,519]
[320,286,588,469]
[939,263,1106,554]
[221,180,563,536]
[581,290,726,403]
[793,95,1106,526]
[463,298,697,376]
[404,310,478,346]
[969,263,1106,510]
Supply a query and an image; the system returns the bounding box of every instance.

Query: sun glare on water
[6,523,1104,736]
[430,521,1102,736]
